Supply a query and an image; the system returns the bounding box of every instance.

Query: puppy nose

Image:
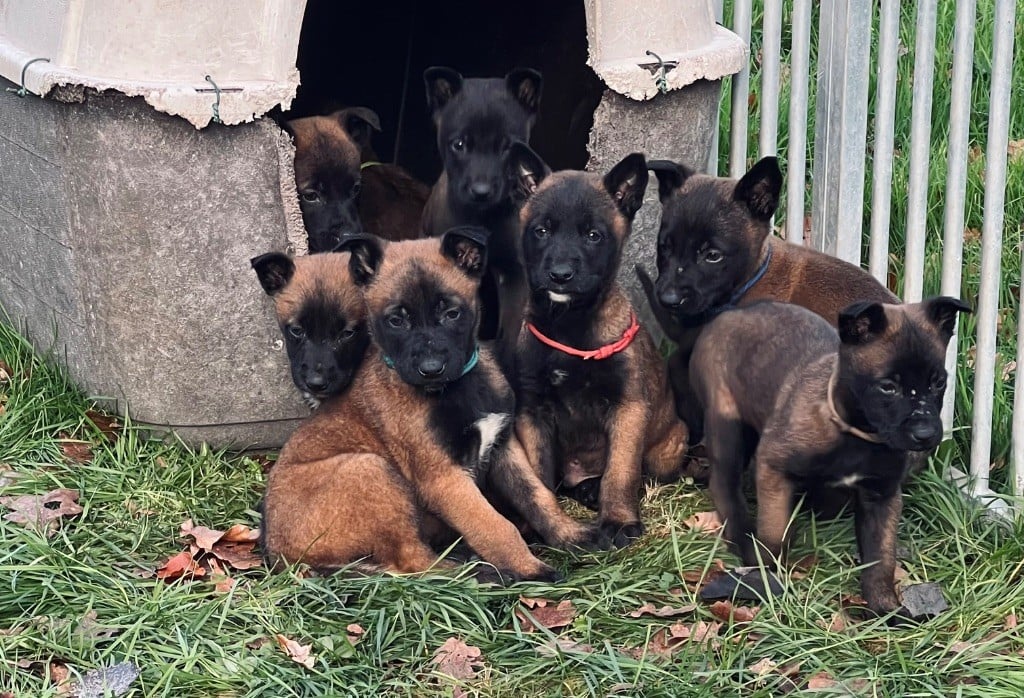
[549,265,575,284]
[908,420,939,445]
[470,182,492,201]
[417,358,447,377]
[659,288,687,307]
[305,372,329,390]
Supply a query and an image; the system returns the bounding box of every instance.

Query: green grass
[3,0,1024,695]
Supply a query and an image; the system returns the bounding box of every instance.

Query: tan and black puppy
[509,146,690,548]
[690,297,970,616]
[637,157,897,443]
[251,251,369,408]
[263,229,608,580]
[287,108,428,251]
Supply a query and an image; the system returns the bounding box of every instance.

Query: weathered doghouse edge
[0,83,309,448]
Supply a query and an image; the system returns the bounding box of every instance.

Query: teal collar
[360,160,383,170]
[381,346,480,378]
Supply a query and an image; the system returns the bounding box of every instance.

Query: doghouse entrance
[289,0,603,184]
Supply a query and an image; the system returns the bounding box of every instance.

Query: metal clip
[6,57,50,97]
[645,50,670,95]
[204,74,223,124]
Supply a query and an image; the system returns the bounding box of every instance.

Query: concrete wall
[0,83,308,447]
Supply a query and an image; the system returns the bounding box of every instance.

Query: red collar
[526,311,640,360]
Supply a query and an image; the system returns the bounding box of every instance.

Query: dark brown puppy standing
[510,146,689,547]
[287,108,428,251]
[690,297,970,616]
[638,157,898,443]
[263,230,607,579]
[251,252,370,408]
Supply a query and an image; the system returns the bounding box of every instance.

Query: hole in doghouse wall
[289,0,604,185]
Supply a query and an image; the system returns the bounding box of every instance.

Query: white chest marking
[834,474,863,488]
[476,412,510,462]
[548,292,572,303]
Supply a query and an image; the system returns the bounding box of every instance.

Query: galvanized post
[729,0,753,177]
[784,0,812,245]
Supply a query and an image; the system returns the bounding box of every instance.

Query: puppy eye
[877,379,899,396]
[288,325,305,339]
[585,229,603,243]
[340,328,356,340]
[300,190,320,203]
[534,225,550,239]
[703,249,724,264]
[352,181,362,197]
[387,315,405,329]
[444,308,462,321]
[931,373,947,391]
[450,138,466,153]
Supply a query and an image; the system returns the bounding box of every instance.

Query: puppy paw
[523,563,564,584]
[558,523,613,553]
[600,520,645,548]
[565,479,602,510]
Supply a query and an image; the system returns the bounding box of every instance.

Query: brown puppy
[262,230,607,579]
[690,297,970,616]
[510,146,690,547]
[251,252,370,407]
[287,108,428,251]
[638,157,897,443]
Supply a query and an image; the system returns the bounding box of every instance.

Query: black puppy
[251,252,369,407]
[511,147,690,547]
[421,67,543,353]
[690,297,970,616]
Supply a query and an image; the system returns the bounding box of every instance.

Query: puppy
[251,251,369,408]
[421,67,543,349]
[637,157,898,442]
[690,297,970,615]
[287,108,427,251]
[262,229,607,580]
[510,147,689,547]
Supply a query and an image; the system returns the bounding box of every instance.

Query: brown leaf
[964,227,982,244]
[431,637,484,681]
[49,661,72,692]
[749,657,777,677]
[221,523,261,543]
[0,468,21,488]
[682,558,727,587]
[683,510,723,534]
[58,435,93,464]
[74,610,119,641]
[840,593,868,609]
[246,637,272,650]
[536,636,594,656]
[708,600,759,623]
[818,610,849,633]
[516,598,577,632]
[84,409,121,441]
[346,623,364,645]
[275,634,316,670]
[806,672,838,689]
[1005,613,1018,630]
[0,359,11,382]
[155,550,206,581]
[210,540,263,570]
[1,691,13,698]
[789,553,818,580]
[1008,139,1024,161]
[627,602,697,618]
[638,622,691,659]
[1,488,83,535]
[180,519,225,551]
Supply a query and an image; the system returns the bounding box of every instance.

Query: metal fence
[711,0,1020,514]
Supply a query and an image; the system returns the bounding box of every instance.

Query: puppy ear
[335,107,381,153]
[507,141,550,202]
[336,234,385,286]
[280,119,297,139]
[733,156,782,220]
[424,67,464,116]
[923,296,973,341]
[505,68,543,114]
[603,153,650,221]
[251,252,295,296]
[648,159,694,202]
[838,301,888,345]
[441,226,489,278]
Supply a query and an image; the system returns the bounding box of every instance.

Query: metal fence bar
[784,0,812,244]
[729,0,753,177]
[866,0,900,283]
[759,0,782,157]
[972,0,1017,504]
[708,0,725,175]
[901,0,938,302]
[939,0,977,435]
[809,0,872,264]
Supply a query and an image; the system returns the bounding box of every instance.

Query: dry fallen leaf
[275,634,316,670]
[682,558,727,587]
[210,541,263,570]
[790,553,818,580]
[75,610,119,641]
[221,523,261,543]
[58,434,93,464]
[1006,613,1018,630]
[346,624,364,645]
[749,657,777,677]
[84,409,121,442]
[627,602,697,619]
[155,550,206,581]
[1,488,83,535]
[536,637,594,656]
[1008,139,1024,161]
[0,359,11,382]
[683,510,723,535]
[708,600,759,623]
[180,519,225,551]
[806,671,838,690]
[431,637,484,681]
[516,598,577,632]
